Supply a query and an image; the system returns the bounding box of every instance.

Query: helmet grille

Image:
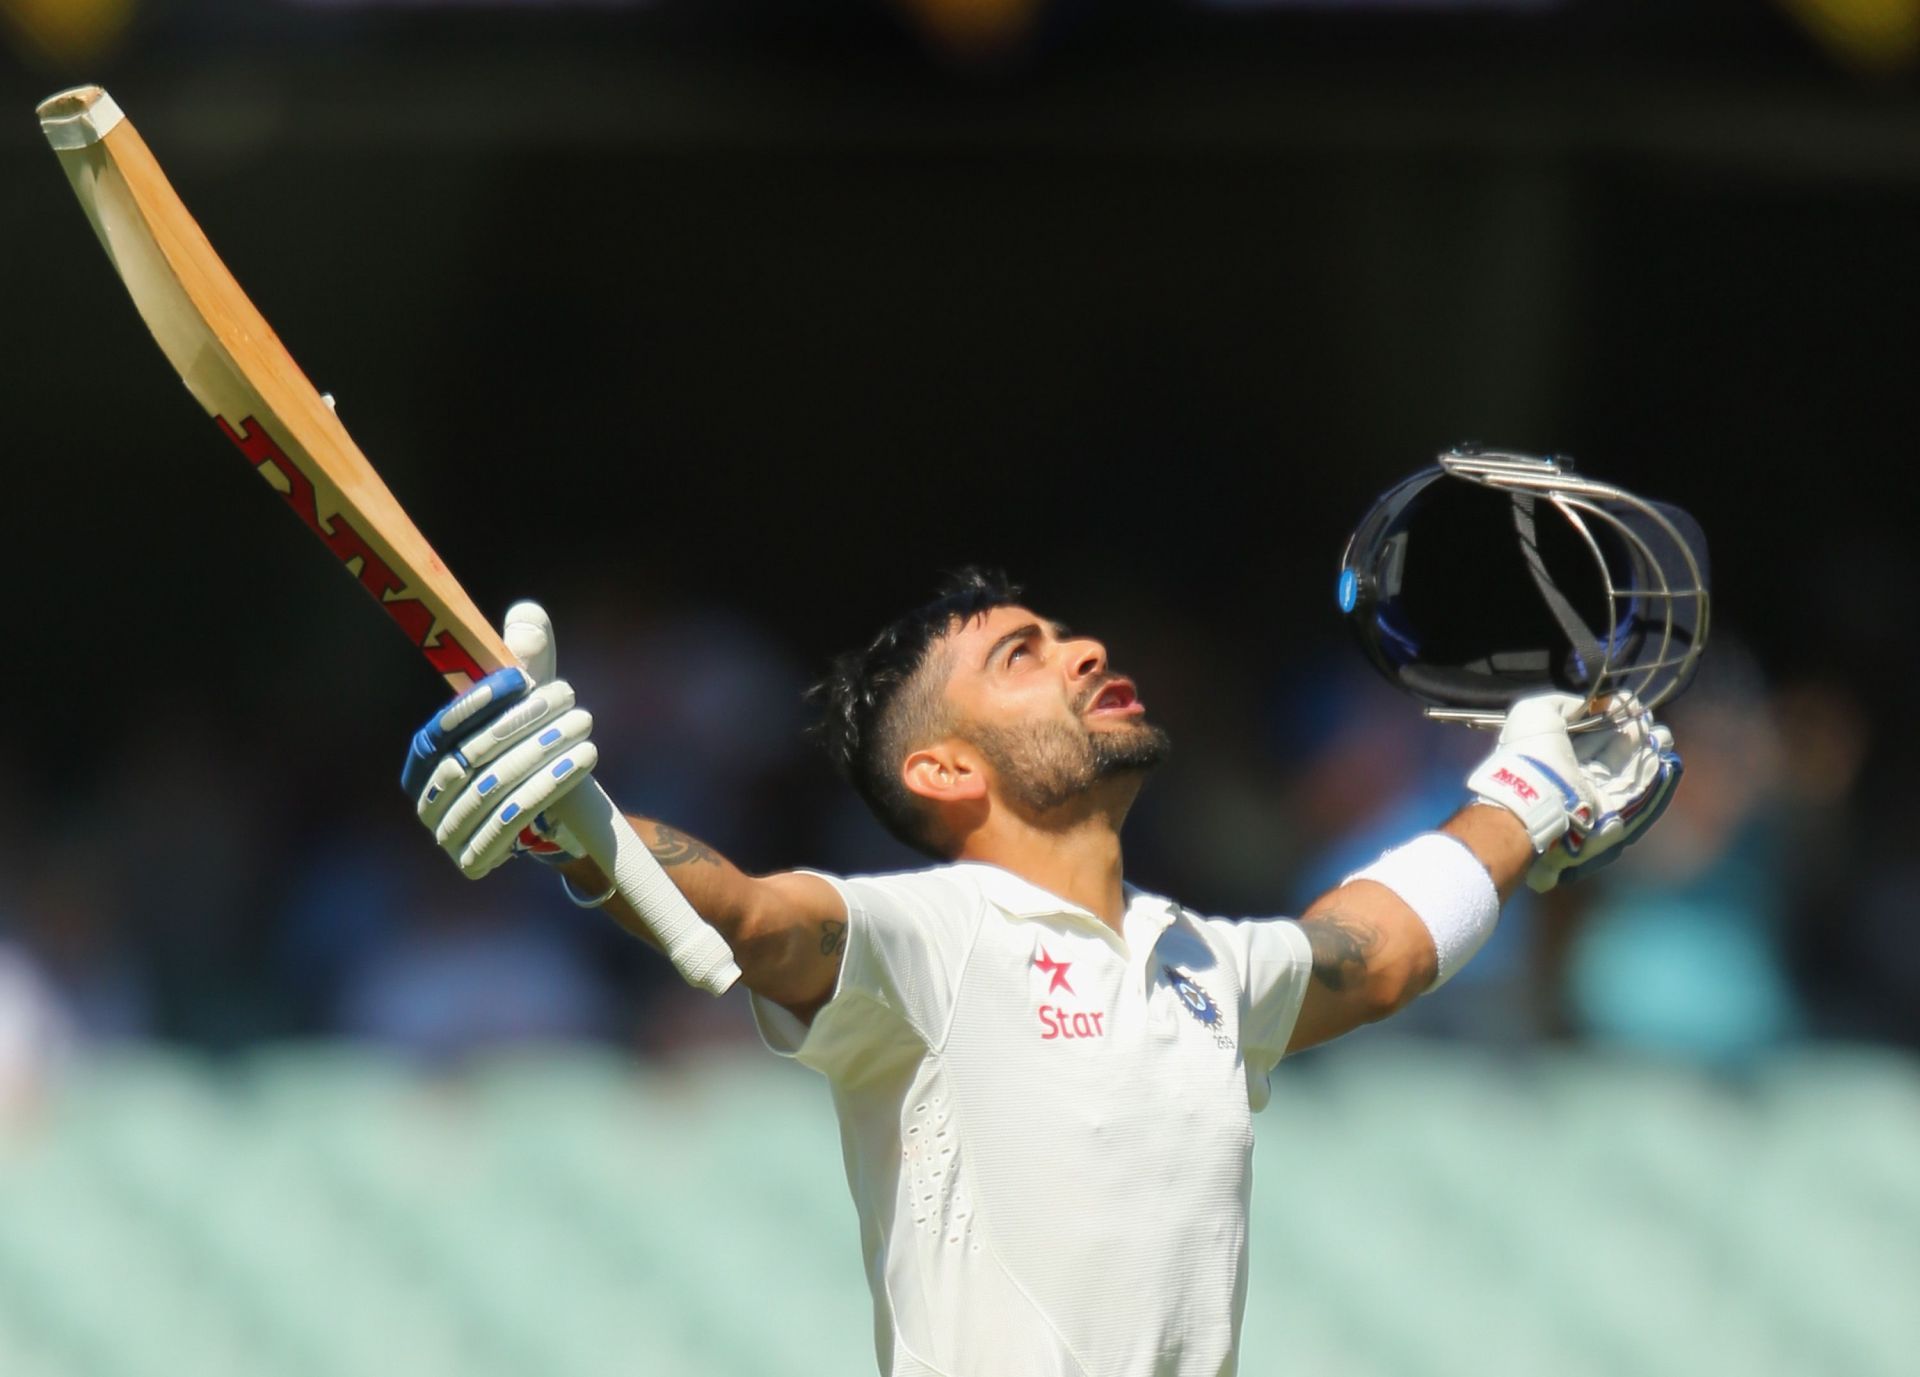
[1340,448,1710,729]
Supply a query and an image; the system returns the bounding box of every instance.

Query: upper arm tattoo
[647,823,719,868]
[1300,911,1380,993]
[818,920,847,958]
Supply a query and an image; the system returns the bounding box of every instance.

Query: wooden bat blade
[38,84,504,690]
[41,86,744,994]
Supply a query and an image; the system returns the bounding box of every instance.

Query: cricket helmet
[1337,446,1710,730]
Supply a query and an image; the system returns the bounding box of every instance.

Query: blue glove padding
[400,667,535,802]
[401,665,597,879]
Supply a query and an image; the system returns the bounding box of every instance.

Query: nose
[1067,637,1107,683]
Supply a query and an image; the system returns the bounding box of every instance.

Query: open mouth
[1086,678,1144,718]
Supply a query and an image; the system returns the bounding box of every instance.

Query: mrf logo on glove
[1466,692,1592,855]
[1486,767,1539,806]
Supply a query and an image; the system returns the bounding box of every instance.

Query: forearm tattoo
[647,824,719,868]
[1302,912,1379,993]
[819,920,847,958]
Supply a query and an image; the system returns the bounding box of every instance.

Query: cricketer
[399,567,1682,1377]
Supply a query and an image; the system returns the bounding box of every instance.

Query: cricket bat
[38,85,740,995]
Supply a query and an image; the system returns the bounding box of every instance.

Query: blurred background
[2,1,1918,1374]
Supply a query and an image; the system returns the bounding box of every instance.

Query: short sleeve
[749,867,981,1083]
[1197,916,1315,1108]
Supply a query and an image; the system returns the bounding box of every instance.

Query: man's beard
[966,714,1171,817]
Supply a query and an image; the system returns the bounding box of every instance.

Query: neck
[952,782,1136,929]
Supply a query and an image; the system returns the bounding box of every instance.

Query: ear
[901,741,987,807]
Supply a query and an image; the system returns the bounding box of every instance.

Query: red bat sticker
[217,415,489,684]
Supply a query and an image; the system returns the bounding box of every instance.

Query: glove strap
[560,872,618,909]
[1466,751,1579,854]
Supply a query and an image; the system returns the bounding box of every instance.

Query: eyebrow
[980,620,1073,669]
[983,622,1040,669]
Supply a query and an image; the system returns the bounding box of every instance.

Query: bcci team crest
[1163,966,1222,1028]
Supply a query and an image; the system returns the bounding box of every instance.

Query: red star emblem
[1033,946,1074,995]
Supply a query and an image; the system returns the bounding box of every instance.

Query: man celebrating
[400,568,1679,1377]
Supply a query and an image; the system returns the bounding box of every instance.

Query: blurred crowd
[0,596,1909,1108]
[4,0,1919,1120]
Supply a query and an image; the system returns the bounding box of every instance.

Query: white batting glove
[398,602,597,879]
[1466,692,1595,853]
[1524,701,1682,893]
[1466,692,1683,893]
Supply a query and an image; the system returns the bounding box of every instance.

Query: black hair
[808,567,1023,857]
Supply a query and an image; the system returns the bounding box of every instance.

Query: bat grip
[547,782,742,995]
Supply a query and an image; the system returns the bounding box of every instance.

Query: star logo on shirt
[1033,946,1074,995]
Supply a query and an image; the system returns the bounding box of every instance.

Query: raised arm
[1284,692,1683,1054]
[554,827,847,1017]
[398,602,849,1020]
[1286,804,1530,1052]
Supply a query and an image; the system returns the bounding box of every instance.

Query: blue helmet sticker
[1337,567,1358,613]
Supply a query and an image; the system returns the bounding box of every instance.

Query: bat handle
[547,782,743,995]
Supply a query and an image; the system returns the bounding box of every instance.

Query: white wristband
[1344,833,1499,990]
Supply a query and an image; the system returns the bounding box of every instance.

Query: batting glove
[1466,692,1595,854]
[1524,702,1682,894]
[1465,692,1683,893]
[399,602,597,879]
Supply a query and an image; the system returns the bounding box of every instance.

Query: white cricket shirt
[751,862,1315,1377]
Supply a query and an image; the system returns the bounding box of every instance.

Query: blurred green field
[0,1043,1915,1377]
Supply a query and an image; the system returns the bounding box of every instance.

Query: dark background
[2,0,1916,1057]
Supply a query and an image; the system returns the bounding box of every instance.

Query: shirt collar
[951,862,1092,920]
[951,862,1183,935]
